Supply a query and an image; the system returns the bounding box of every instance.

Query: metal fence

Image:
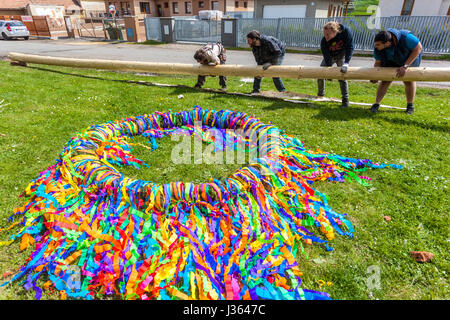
[174,19,221,43]
[144,17,162,41]
[238,16,450,53]
[144,16,450,54]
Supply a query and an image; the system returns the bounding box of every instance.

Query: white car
[0,20,30,40]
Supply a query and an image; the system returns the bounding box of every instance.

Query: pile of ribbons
[1,106,401,300]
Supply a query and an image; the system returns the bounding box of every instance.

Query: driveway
[1,38,449,88]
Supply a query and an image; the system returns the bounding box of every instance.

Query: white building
[378,0,450,17]
[254,0,351,19]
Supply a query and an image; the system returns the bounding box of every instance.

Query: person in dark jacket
[246,30,286,94]
[370,28,423,114]
[318,22,354,108]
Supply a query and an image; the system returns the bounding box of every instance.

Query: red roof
[0,0,82,9]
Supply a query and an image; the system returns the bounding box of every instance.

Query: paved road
[1,38,449,88]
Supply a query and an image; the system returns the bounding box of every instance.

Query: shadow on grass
[22,66,450,133]
[264,100,450,133]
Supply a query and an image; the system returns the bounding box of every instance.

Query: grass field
[0,60,448,300]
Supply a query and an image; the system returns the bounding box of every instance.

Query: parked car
[0,20,30,40]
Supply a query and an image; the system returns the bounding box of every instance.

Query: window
[120,2,131,15]
[140,2,151,14]
[401,0,415,16]
[235,1,239,8]
[164,2,169,8]
[185,1,192,14]
[199,1,204,8]
[173,2,179,14]
[211,1,219,11]
[10,21,24,26]
[243,1,247,8]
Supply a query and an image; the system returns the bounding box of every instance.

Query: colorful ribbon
[0,106,401,300]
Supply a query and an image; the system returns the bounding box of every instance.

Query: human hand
[396,66,407,78]
[262,63,272,70]
[340,63,349,73]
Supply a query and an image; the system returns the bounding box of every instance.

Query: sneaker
[220,87,227,92]
[194,84,202,89]
[249,90,260,95]
[370,103,380,113]
[317,93,325,97]
[340,99,349,108]
[406,105,414,114]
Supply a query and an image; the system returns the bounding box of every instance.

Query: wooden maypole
[8,52,450,82]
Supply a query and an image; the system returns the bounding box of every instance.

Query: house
[0,0,83,16]
[102,0,254,18]
[80,1,108,17]
[254,0,351,18]
[378,0,450,17]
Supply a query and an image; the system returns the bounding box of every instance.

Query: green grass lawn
[0,60,448,300]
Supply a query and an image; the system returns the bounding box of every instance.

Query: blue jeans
[253,54,286,92]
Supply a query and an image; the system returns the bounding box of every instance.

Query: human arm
[344,28,354,64]
[341,29,354,73]
[321,38,333,66]
[207,58,220,66]
[396,42,422,77]
[262,62,271,70]
[260,38,283,69]
[206,51,221,66]
[267,37,283,59]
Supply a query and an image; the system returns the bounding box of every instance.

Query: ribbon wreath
[1,106,401,300]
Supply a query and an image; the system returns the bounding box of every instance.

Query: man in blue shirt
[370,29,423,114]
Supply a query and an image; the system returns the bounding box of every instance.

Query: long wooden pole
[8,52,450,82]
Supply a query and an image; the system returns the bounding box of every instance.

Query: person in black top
[246,30,286,94]
[318,22,354,108]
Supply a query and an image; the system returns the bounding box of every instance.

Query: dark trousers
[318,55,349,101]
[253,54,286,92]
[195,59,227,89]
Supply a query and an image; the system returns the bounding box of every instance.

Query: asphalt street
[1,38,449,88]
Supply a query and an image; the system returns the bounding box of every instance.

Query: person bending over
[246,30,286,94]
[370,29,423,114]
[194,42,227,92]
[318,21,354,108]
